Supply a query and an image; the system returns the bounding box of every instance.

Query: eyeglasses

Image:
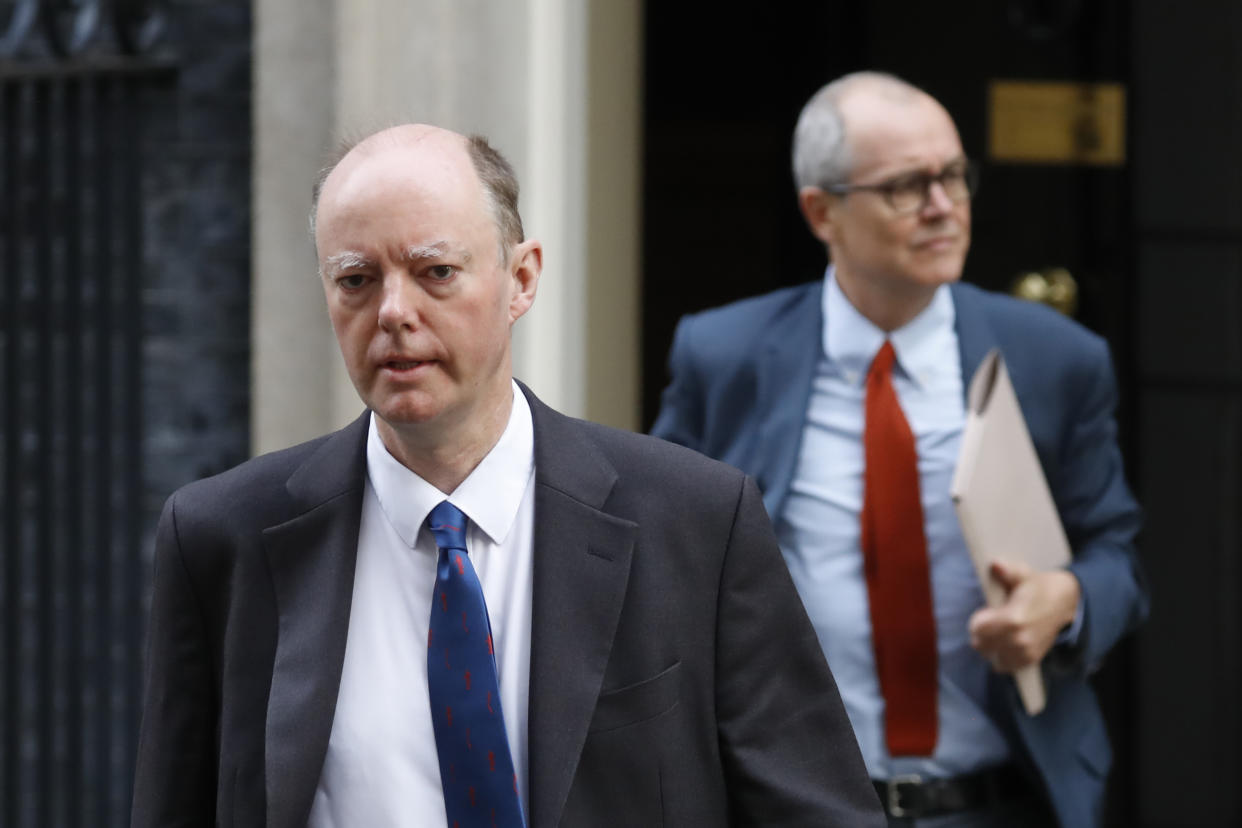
[823,160,979,215]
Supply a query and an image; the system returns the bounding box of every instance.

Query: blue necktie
[426,501,525,828]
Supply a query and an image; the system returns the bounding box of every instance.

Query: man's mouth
[915,236,959,251]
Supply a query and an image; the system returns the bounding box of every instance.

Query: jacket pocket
[588,661,682,733]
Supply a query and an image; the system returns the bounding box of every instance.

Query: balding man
[131,125,884,827]
[652,73,1147,827]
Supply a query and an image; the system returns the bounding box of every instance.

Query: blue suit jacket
[651,279,1148,828]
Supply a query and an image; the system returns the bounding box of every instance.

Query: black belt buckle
[882,773,925,819]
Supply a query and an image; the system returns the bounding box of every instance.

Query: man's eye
[428,265,456,281]
[338,274,367,289]
[889,175,926,198]
[941,164,968,184]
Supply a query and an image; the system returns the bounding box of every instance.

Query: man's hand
[968,560,1081,673]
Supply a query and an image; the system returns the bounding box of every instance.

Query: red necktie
[860,340,938,756]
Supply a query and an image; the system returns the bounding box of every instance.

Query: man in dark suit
[652,73,1148,827]
[131,124,885,827]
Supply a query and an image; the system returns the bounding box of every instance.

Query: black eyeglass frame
[822,159,980,215]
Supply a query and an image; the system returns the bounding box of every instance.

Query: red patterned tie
[860,340,938,756]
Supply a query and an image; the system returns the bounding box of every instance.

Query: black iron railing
[2,3,172,825]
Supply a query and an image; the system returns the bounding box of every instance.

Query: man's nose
[377,274,420,330]
[922,179,955,215]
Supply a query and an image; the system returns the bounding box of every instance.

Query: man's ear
[508,239,542,323]
[798,186,838,247]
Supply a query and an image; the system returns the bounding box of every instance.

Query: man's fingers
[988,558,1033,593]
[972,568,1079,674]
[969,606,1042,670]
[968,607,1010,651]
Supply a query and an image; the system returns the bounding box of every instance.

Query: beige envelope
[951,348,1071,715]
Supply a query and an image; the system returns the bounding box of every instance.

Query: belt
[872,763,1032,820]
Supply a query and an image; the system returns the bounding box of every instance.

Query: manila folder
[950,348,1071,715]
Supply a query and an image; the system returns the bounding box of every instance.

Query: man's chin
[910,259,965,287]
[370,397,447,430]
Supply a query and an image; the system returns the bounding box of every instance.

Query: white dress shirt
[309,382,536,826]
[774,268,1011,780]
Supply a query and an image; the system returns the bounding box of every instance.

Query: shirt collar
[365,380,535,548]
[821,265,957,389]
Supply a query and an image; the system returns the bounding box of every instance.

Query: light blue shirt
[774,268,1011,780]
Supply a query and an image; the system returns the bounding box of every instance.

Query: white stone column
[517,0,588,420]
[582,0,642,430]
[252,0,642,454]
[251,0,338,452]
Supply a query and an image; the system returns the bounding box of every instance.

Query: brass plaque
[988,81,1126,165]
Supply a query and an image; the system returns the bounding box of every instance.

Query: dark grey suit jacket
[131,383,885,827]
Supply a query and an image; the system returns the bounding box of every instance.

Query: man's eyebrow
[400,242,471,264]
[322,251,373,277]
[878,155,969,182]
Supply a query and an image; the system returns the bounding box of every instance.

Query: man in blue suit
[652,71,1148,828]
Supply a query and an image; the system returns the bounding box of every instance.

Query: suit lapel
[754,281,824,519]
[520,385,636,828]
[754,281,993,510]
[262,413,369,828]
[951,282,997,401]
